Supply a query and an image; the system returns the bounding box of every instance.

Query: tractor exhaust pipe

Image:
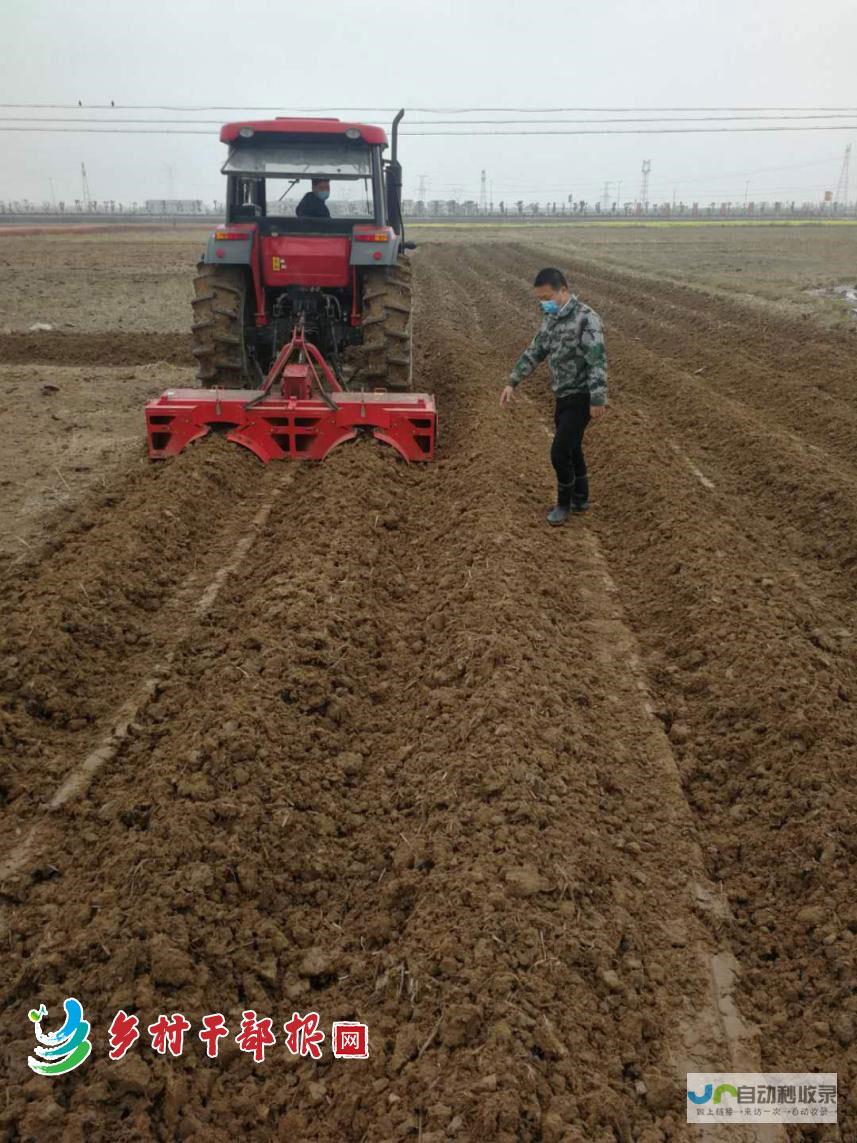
[387,110,405,240]
[391,108,404,165]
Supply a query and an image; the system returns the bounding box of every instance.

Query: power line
[4,103,857,112]
[0,117,228,125]
[427,148,849,199]
[431,153,840,189]
[3,124,857,137]
[662,155,841,184]
[440,181,838,194]
[4,113,857,126]
[405,126,857,136]
[366,114,857,124]
[448,164,840,194]
[0,127,213,134]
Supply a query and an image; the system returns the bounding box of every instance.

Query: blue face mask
[316,189,330,201]
[540,299,560,315]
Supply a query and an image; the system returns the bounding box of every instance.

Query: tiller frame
[146,322,435,463]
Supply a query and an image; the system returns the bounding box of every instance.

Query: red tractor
[146,111,435,463]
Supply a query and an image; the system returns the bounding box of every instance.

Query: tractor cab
[222,120,394,233]
[196,115,409,378]
[220,116,404,239]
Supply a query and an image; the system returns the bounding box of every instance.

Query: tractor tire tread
[190,262,249,388]
[357,256,413,392]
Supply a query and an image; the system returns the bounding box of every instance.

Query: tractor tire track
[0,444,288,822]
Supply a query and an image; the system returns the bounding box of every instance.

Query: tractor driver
[296,178,332,219]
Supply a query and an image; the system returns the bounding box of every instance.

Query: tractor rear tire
[359,257,413,391]
[191,262,249,388]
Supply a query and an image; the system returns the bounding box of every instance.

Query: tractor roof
[220,118,388,146]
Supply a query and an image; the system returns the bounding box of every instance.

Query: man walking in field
[500,268,608,525]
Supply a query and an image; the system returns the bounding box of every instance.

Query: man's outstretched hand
[500,385,515,408]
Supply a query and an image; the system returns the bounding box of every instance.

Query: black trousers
[551,392,591,507]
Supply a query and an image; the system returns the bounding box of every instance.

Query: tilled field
[0,234,855,1142]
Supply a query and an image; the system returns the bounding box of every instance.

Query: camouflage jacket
[509,295,608,405]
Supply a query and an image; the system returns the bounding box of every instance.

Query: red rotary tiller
[145,322,436,464]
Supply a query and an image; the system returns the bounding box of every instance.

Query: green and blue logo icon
[687,1081,737,1105]
[27,998,92,1076]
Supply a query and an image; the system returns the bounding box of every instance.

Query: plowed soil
[1,229,855,1143]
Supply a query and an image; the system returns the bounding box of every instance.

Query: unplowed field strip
[0,239,853,1142]
[0,332,192,367]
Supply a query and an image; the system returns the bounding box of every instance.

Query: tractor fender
[202,230,255,265]
[349,225,401,267]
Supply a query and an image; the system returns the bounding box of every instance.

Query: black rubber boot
[547,481,574,526]
[571,474,590,513]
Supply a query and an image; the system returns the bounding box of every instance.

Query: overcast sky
[2,0,856,208]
